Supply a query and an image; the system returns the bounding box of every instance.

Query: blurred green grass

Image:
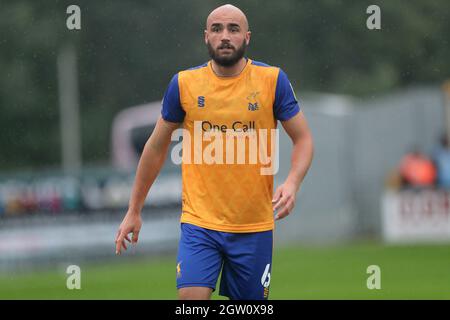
[0,243,449,299]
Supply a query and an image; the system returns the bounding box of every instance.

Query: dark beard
[207,40,247,67]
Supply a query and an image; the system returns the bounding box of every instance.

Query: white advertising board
[382,190,450,243]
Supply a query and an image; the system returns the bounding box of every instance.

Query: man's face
[205,16,251,67]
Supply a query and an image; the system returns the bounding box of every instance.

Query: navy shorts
[176,223,273,300]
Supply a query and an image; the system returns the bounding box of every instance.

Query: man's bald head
[206,4,249,32]
[204,4,251,67]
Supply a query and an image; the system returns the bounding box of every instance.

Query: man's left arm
[273,110,314,220]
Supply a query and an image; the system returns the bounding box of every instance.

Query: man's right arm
[115,117,181,255]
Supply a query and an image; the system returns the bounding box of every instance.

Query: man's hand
[113,117,180,256]
[115,211,142,255]
[272,182,298,221]
[272,111,314,221]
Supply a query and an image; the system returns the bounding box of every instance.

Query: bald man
[115,4,314,300]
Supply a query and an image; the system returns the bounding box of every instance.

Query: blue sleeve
[273,69,301,121]
[161,73,185,123]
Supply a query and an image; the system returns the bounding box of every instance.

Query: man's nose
[220,29,231,41]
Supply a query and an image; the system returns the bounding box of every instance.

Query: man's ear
[246,31,251,46]
[204,30,208,45]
